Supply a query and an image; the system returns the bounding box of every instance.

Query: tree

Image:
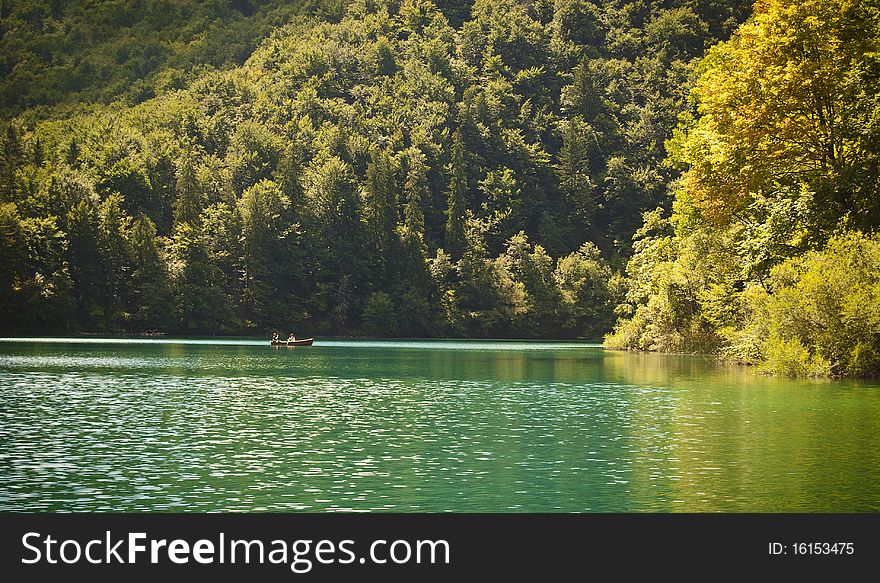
[563,59,606,123]
[0,123,23,202]
[128,215,176,331]
[494,231,561,336]
[274,140,305,215]
[555,241,614,339]
[227,121,282,196]
[403,148,428,236]
[237,179,292,330]
[170,222,237,334]
[17,214,75,333]
[750,231,880,377]
[363,148,399,283]
[174,149,203,226]
[64,196,106,328]
[99,192,133,327]
[0,202,26,329]
[362,291,399,336]
[553,0,603,47]
[65,139,80,168]
[557,117,598,229]
[609,0,880,373]
[200,201,242,308]
[445,130,468,260]
[670,0,880,233]
[0,0,755,340]
[304,155,364,330]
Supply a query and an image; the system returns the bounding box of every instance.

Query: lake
[1,338,878,512]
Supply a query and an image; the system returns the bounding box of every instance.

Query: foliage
[608,0,880,377]
[0,0,751,338]
[668,0,880,234]
[362,291,399,336]
[749,232,880,377]
[0,0,348,117]
[555,241,615,339]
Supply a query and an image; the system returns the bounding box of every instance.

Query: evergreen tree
[445,130,468,260]
[237,179,292,330]
[557,117,597,226]
[0,203,25,330]
[274,140,305,216]
[65,139,80,168]
[31,137,44,168]
[99,193,133,328]
[171,222,237,334]
[305,155,364,331]
[128,215,176,331]
[364,148,399,277]
[174,150,203,226]
[0,123,23,202]
[403,148,428,236]
[64,197,105,328]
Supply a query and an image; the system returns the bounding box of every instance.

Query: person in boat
[287,333,296,342]
[272,332,279,343]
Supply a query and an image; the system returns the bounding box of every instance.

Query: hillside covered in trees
[6,0,879,377]
[0,0,348,118]
[1,0,753,340]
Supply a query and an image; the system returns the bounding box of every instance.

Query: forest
[605,0,880,377]
[1,1,878,376]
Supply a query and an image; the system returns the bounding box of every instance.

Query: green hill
[1,0,752,340]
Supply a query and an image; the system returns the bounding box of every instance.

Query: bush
[754,232,880,377]
[362,291,398,337]
[555,242,615,339]
[758,332,831,377]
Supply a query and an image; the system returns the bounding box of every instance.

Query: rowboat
[270,338,314,347]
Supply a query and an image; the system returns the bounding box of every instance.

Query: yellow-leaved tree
[670,0,880,231]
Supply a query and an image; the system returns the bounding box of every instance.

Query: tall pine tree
[445,130,468,260]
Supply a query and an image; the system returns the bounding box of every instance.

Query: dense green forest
[0,0,752,339]
[606,0,880,376]
[0,0,348,117]
[2,1,878,375]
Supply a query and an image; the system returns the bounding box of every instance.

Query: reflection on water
[0,339,878,512]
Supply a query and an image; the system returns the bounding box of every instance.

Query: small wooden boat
[271,338,314,347]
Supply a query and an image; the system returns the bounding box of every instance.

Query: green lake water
[1,338,878,512]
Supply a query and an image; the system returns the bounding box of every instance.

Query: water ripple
[0,339,879,512]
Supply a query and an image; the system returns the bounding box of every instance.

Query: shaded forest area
[1,0,752,340]
[0,0,348,116]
